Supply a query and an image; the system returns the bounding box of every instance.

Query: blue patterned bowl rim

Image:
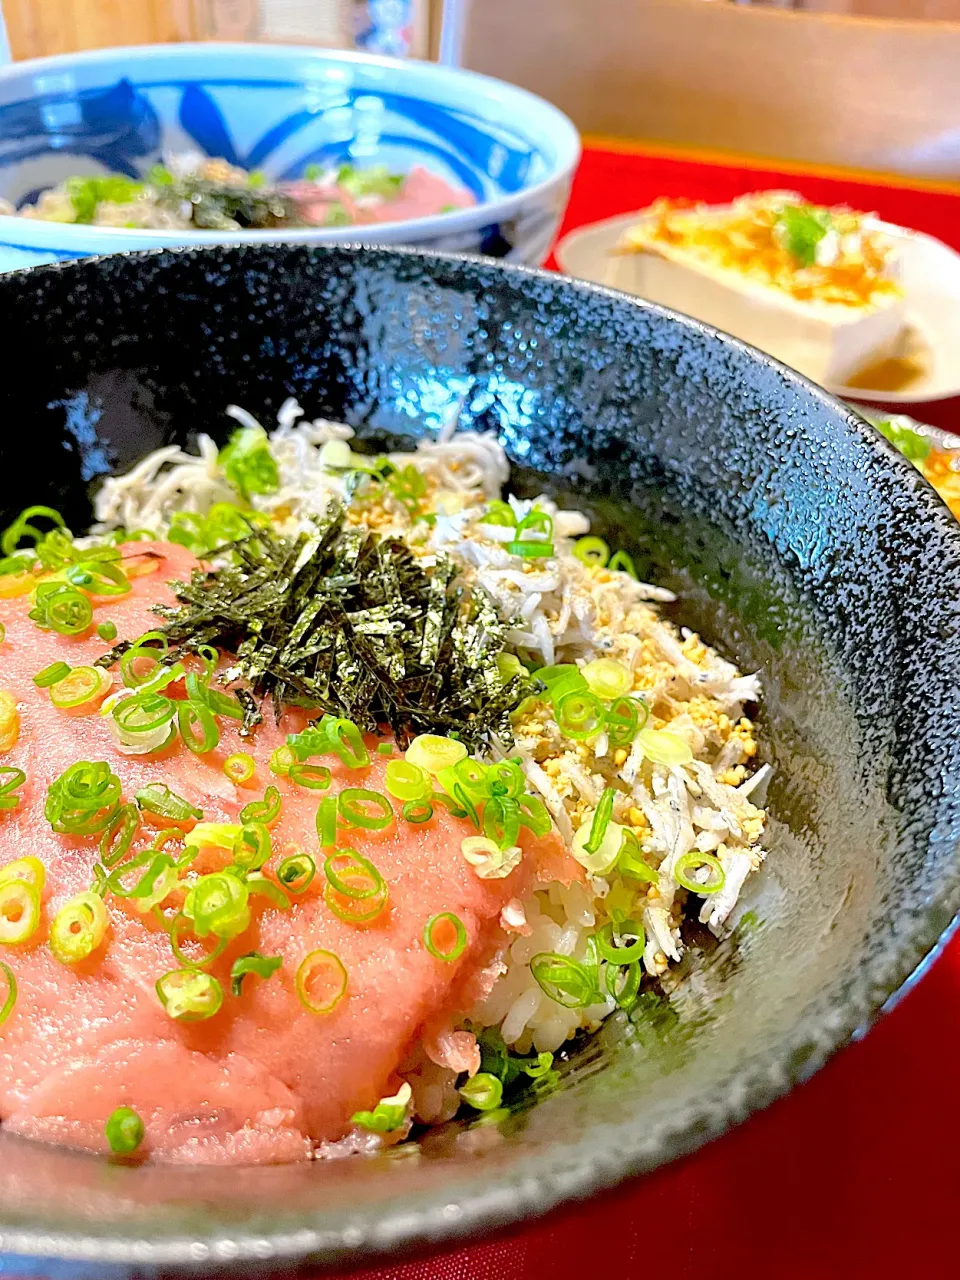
[0,43,581,251]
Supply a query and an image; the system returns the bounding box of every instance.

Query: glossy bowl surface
[0,245,958,1277]
[0,45,579,272]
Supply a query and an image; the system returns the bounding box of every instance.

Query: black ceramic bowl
[0,245,959,1278]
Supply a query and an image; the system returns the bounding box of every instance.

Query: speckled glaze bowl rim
[1,243,960,1272]
[0,44,581,250]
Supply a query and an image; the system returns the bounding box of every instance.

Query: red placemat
[333,146,960,1280]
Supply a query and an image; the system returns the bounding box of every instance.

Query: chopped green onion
[119,633,168,688]
[45,761,121,835]
[351,1082,411,1133]
[105,850,180,912]
[608,549,638,578]
[482,796,521,851]
[459,1072,503,1112]
[520,1051,555,1079]
[404,734,467,775]
[105,1106,144,1156]
[461,835,522,879]
[555,689,605,740]
[480,500,517,528]
[0,856,44,892]
[169,913,229,970]
[66,559,130,597]
[674,851,726,895]
[323,850,384,900]
[323,717,369,770]
[515,508,554,542]
[402,797,434,824]
[337,788,393,831]
[0,878,41,945]
[156,969,223,1021]
[596,919,646,963]
[517,793,551,837]
[496,653,526,684]
[606,696,646,747]
[113,692,176,736]
[637,726,693,766]
[605,959,642,1010]
[583,787,616,855]
[537,664,587,706]
[50,665,110,710]
[28,582,92,635]
[49,890,109,962]
[0,961,16,1026]
[232,822,271,872]
[485,760,525,800]
[506,540,554,558]
[312,793,337,848]
[582,658,632,701]
[177,698,220,754]
[616,828,658,883]
[97,621,118,642]
[277,852,316,894]
[239,785,281,826]
[184,873,250,940]
[223,752,256,784]
[423,911,468,962]
[99,804,139,868]
[135,783,202,823]
[376,742,394,756]
[384,760,430,802]
[572,536,610,567]
[245,872,291,911]
[230,951,282,997]
[269,745,297,777]
[289,763,332,791]
[33,661,71,688]
[531,952,596,1008]
[1,505,66,556]
[452,757,489,798]
[295,948,347,1015]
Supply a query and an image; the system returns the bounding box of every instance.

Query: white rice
[94,400,769,1121]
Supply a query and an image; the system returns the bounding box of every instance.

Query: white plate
[555,212,960,405]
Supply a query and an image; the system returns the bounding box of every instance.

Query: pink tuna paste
[0,543,573,1164]
[288,165,475,227]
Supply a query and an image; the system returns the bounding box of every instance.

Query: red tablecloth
[340,146,960,1280]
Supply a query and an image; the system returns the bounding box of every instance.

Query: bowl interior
[0,245,958,1275]
[0,45,570,212]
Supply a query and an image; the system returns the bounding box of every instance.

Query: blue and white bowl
[0,43,580,272]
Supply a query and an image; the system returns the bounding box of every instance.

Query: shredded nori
[152,502,530,749]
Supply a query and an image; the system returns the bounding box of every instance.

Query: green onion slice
[277,852,316,894]
[0,879,41,945]
[583,786,616,856]
[596,919,646,964]
[323,850,384,900]
[135,783,202,823]
[384,760,430,802]
[113,692,175,735]
[184,873,250,940]
[0,961,16,1026]
[289,763,332,791]
[459,1072,503,1112]
[324,717,370,770]
[316,795,338,848]
[223,752,256,784]
[337,788,393,831]
[97,620,118,642]
[582,658,632,701]
[230,951,282,997]
[99,804,140,868]
[485,760,525,800]
[423,911,468,962]
[506,540,554,558]
[177,699,219,754]
[674,851,726,895]
[481,500,517,528]
[45,761,121,835]
[402,797,434,824]
[572,536,610,567]
[50,665,109,709]
[156,969,224,1021]
[269,745,297,777]
[1,505,66,556]
[606,696,646,747]
[616,828,658,883]
[376,742,394,757]
[404,734,467,775]
[232,821,271,872]
[482,796,521,851]
[105,1106,144,1155]
[555,689,605,740]
[295,948,347,1015]
[169,913,229,970]
[239,785,281,826]
[531,952,597,1008]
[604,959,642,1010]
[33,661,71,688]
[66,560,130,597]
[49,890,109,962]
[28,583,92,635]
[351,1082,411,1133]
[608,549,638,578]
[517,793,551,837]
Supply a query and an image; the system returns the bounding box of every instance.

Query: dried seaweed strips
[153,501,528,749]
